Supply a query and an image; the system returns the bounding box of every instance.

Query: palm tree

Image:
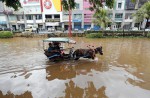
[93,7,111,30]
[89,0,114,11]
[61,0,76,37]
[133,1,150,29]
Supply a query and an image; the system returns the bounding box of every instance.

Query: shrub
[147,32,150,38]
[13,31,22,33]
[86,33,103,38]
[0,31,13,38]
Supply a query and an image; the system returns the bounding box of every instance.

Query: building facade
[0,0,149,31]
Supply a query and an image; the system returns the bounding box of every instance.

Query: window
[108,13,113,18]
[17,15,23,20]
[115,13,123,18]
[118,3,122,8]
[54,14,60,18]
[35,14,42,20]
[45,15,52,18]
[75,3,80,9]
[74,14,82,19]
[26,15,33,20]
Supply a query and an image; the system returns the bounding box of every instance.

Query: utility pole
[68,0,72,37]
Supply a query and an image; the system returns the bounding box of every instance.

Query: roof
[43,37,76,44]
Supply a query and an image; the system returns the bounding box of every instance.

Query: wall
[83,0,94,23]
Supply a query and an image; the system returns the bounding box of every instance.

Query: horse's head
[95,46,103,55]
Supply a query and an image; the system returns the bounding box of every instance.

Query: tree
[92,7,111,29]
[133,1,150,28]
[61,0,76,37]
[0,0,21,10]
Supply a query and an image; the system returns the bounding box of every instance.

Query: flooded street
[0,37,150,98]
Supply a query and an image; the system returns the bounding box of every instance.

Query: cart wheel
[73,54,79,60]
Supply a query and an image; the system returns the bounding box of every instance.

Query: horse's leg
[73,50,80,60]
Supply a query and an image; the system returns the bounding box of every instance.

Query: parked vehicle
[87,28,91,31]
[3,28,11,31]
[145,27,150,31]
[129,27,138,31]
[0,28,3,31]
[25,25,37,32]
[48,27,55,32]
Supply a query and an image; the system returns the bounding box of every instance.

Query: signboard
[24,6,41,14]
[44,0,52,9]
[43,0,62,14]
[23,0,39,4]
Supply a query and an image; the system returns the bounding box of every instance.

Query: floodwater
[0,37,150,98]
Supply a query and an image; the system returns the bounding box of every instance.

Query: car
[25,25,37,33]
[0,28,2,31]
[145,27,150,31]
[106,27,110,30]
[129,27,138,31]
[3,28,11,31]
[48,27,55,32]
[74,28,78,31]
[87,28,91,31]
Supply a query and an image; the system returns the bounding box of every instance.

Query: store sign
[23,0,39,4]
[44,0,52,9]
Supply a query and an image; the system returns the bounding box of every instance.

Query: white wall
[116,0,125,10]
[75,0,83,10]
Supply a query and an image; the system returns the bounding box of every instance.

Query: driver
[53,42,61,55]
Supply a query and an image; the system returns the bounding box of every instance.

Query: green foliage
[13,31,22,33]
[147,32,150,38]
[1,0,21,11]
[133,1,150,27]
[61,0,76,11]
[89,0,115,11]
[86,33,103,38]
[0,31,13,38]
[85,30,146,38]
[93,7,111,29]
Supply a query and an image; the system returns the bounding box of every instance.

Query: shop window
[75,3,80,9]
[26,15,33,20]
[45,15,52,18]
[36,14,42,20]
[115,13,123,18]
[54,14,60,18]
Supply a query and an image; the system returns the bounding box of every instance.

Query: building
[16,0,62,31]
[0,1,14,29]
[0,0,149,31]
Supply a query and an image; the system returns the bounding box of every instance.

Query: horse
[73,46,103,60]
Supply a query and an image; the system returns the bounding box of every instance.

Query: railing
[115,18,123,21]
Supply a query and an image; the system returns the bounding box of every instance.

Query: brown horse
[73,46,103,60]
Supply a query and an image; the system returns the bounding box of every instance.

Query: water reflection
[46,60,109,81]
[0,91,32,98]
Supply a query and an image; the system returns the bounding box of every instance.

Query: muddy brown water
[0,37,150,98]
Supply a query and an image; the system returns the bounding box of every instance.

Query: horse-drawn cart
[43,37,76,61]
[43,37,103,62]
